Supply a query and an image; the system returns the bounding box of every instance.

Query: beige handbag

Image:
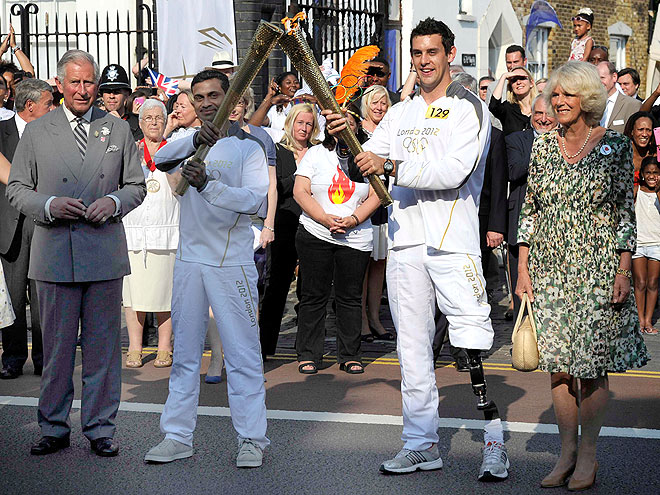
[511,293,539,372]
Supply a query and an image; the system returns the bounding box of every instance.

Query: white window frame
[527,26,549,81]
[609,35,627,70]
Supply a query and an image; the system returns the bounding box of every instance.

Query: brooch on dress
[600,144,612,155]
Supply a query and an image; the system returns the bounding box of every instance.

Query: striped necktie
[73,117,87,158]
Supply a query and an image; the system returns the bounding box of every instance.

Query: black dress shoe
[90,437,119,457]
[454,356,470,372]
[30,435,70,455]
[0,367,23,379]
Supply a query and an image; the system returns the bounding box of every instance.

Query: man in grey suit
[6,50,145,457]
[597,61,641,134]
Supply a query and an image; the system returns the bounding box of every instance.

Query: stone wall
[510,1,650,96]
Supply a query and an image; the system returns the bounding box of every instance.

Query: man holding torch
[144,70,270,468]
[324,18,509,480]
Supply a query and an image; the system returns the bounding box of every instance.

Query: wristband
[263,225,274,232]
[350,214,360,226]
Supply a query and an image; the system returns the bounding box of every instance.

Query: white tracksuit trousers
[160,259,269,449]
[387,244,494,451]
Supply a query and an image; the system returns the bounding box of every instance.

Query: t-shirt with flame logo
[295,145,373,252]
[327,165,356,204]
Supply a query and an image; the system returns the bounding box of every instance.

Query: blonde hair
[280,103,321,151]
[177,89,194,105]
[361,85,392,122]
[506,66,538,106]
[242,87,256,120]
[543,61,607,127]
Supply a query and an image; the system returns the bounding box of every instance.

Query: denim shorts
[633,244,660,262]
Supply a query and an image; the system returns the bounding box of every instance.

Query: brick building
[511,1,651,96]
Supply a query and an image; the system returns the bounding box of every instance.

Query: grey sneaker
[236,439,263,468]
[379,444,443,474]
[144,438,193,463]
[478,441,509,481]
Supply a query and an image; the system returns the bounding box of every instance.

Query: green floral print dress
[518,129,649,378]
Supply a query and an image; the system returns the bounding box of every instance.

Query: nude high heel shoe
[540,464,575,488]
[567,462,598,491]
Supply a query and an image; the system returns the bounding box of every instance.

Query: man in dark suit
[7,50,145,457]
[0,78,53,379]
[505,95,557,316]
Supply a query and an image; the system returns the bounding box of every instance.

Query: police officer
[98,64,142,140]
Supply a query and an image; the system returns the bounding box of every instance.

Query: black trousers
[295,227,370,365]
[508,244,521,317]
[1,217,42,370]
[259,221,299,355]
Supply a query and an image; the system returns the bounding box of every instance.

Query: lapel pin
[101,136,106,142]
[94,131,99,138]
[101,126,110,136]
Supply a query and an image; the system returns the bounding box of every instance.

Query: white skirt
[122,250,176,312]
[371,224,389,261]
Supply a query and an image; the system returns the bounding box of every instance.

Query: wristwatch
[11,46,20,54]
[383,159,395,176]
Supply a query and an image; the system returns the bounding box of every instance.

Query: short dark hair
[191,70,229,93]
[505,45,525,59]
[370,56,390,70]
[479,76,494,85]
[600,61,617,75]
[617,67,640,87]
[410,17,454,55]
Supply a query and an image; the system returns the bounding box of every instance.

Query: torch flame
[328,165,356,204]
[282,12,307,35]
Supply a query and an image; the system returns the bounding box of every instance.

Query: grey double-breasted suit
[7,105,145,440]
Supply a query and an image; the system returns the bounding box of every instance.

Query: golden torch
[176,21,284,195]
[277,18,393,207]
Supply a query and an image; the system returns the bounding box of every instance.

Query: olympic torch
[277,20,393,207]
[175,21,284,195]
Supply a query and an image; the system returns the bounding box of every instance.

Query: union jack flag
[146,67,179,96]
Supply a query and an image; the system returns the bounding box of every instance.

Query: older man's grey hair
[451,72,477,94]
[529,94,546,125]
[138,98,167,121]
[56,50,100,82]
[14,78,52,113]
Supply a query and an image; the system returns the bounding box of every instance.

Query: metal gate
[294,0,386,70]
[1,1,157,84]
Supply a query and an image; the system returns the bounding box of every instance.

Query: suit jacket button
[62,177,67,182]
[100,174,105,178]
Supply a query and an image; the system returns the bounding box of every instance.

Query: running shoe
[144,438,193,463]
[379,444,443,474]
[478,441,510,481]
[236,438,263,468]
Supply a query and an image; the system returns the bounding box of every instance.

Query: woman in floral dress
[516,62,649,491]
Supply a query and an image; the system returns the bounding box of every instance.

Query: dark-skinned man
[144,70,270,468]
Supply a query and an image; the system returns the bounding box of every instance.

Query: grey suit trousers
[36,278,122,440]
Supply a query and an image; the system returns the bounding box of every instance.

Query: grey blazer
[607,93,641,134]
[6,106,146,283]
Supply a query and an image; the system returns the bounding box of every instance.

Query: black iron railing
[1,1,157,84]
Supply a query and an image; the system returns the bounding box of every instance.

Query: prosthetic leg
[466,349,509,481]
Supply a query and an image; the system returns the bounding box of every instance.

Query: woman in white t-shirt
[293,110,380,374]
[633,156,660,335]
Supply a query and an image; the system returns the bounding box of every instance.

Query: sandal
[154,351,173,368]
[361,334,375,343]
[370,326,396,341]
[644,327,658,335]
[125,350,143,368]
[298,361,317,374]
[339,361,364,374]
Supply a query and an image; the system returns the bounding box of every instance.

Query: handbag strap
[513,292,529,332]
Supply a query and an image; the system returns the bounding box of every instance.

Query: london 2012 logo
[327,165,355,204]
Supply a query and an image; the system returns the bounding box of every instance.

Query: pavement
[1,262,659,494]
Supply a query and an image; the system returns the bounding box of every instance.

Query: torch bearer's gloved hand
[181,159,209,192]
[194,121,223,149]
[321,109,347,136]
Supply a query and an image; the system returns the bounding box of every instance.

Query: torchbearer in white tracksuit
[324,18,510,480]
[144,70,270,468]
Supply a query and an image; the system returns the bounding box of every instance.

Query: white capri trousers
[387,244,494,451]
[160,259,269,449]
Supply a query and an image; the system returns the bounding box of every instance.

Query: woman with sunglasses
[489,66,537,136]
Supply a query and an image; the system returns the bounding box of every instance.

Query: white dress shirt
[14,112,27,138]
[600,91,618,128]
